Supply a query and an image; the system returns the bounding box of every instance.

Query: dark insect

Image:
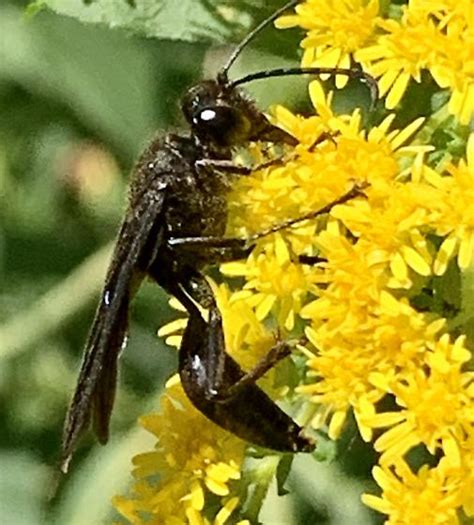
[60,0,378,473]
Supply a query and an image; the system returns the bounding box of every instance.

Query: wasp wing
[61,179,167,473]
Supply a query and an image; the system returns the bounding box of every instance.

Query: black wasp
[60,0,378,472]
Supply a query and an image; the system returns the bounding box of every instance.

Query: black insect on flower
[60,0,377,473]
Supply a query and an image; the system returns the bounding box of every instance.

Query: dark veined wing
[60,178,167,473]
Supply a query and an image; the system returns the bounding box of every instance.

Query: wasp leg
[307,130,340,151]
[211,338,293,401]
[196,155,288,176]
[176,270,293,400]
[178,305,314,452]
[246,184,365,242]
[196,130,340,178]
[148,258,228,395]
[152,259,292,398]
[167,183,364,254]
[167,235,251,262]
[196,159,252,175]
[148,258,313,452]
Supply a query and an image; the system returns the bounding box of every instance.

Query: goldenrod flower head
[283,0,474,123]
[362,334,473,466]
[276,0,380,87]
[409,0,474,124]
[114,383,246,525]
[356,9,442,108]
[362,460,463,525]
[424,134,474,273]
[222,240,318,331]
[457,436,474,516]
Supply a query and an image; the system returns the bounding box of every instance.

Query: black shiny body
[54,0,381,473]
[180,311,313,452]
[60,81,314,473]
[59,0,380,476]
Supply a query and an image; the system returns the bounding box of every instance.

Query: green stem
[241,454,281,522]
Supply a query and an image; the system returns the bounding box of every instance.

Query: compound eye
[198,108,218,124]
[193,105,251,146]
[195,106,237,130]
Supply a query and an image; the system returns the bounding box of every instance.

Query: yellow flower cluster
[226,104,473,523]
[115,1,473,523]
[277,0,474,123]
[114,289,285,524]
[113,382,248,525]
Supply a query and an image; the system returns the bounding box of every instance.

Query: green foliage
[34,0,287,43]
[0,452,49,525]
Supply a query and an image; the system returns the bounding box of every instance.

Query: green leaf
[1,5,158,157]
[24,1,47,18]
[312,431,337,462]
[456,263,474,348]
[37,0,247,43]
[33,0,301,54]
[240,455,281,522]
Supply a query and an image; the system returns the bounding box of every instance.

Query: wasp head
[181,78,292,150]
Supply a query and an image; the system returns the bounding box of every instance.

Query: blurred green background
[0,1,379,523]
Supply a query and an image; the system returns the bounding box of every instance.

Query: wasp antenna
[229,66,379,109]
[218,0,300,85]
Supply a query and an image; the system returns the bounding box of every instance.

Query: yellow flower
[409,0,473,123]
[409,0,472,28]
[361,334,473,465]
[276,0,380,87]
[426,32,474,125]
[355,2,474,122]
[226,89,427,334]
[457,436,474,516]
[278,0,474,121]
[336,187,439,282]
[298,240,446,440]
[362,460,463,525]
[225,83,435,445]
[355,9,441,108]
[423,134,474,274]
[222,238,320,331]
[113,383,246,525]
